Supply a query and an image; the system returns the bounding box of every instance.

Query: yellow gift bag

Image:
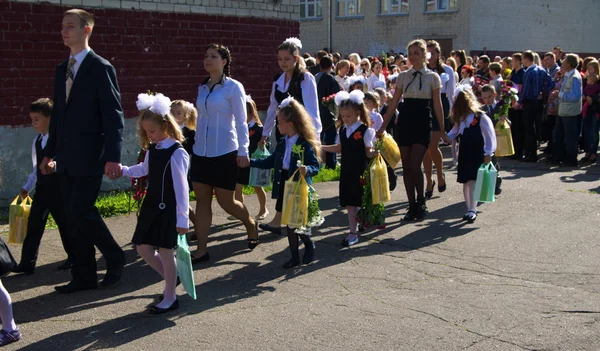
[380,132,401,168]
[495,121,515,157]
[370,154,391,204]
[281,169,309,228]
[9,195,32,244]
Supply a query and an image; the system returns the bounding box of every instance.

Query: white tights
[0,280,17,332]
[463,180,477,212]
[137,245,177,308]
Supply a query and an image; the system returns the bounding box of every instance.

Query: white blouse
[194,75,249,157]
[264,72,322,138]
[447,113,497,156]
[121,138,190,229]
[335,121,375,147]
[367,73,385,91]
[397,67,442,99]
[335,75,350,91]
[23,133,49,192]
[282,134,299,170]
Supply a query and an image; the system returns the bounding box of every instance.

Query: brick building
[0,0,298,202]
[300,0,600,58]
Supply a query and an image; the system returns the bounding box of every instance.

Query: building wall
[0,0,298,203]
[468,0,600,55]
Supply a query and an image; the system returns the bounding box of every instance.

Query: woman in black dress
[379,39,450,221]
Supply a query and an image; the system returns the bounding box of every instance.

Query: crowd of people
[0,7,595,347]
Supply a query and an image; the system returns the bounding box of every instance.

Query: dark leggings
[286,227,312,259]
[400,144,428,202]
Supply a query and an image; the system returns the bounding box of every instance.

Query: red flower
[470,118,478,127]
[249,129,255,137]
[360,178,366,186]
[353,131,363,140]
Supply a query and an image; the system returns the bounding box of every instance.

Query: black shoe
[282,257,301,269]
[101,265,124,287]
[464,211,477,223]
[358,224,366,233]
[248,221,259,250]
[191,252,210,265]
[562,161,579,168]
[425,181,435,200]
[149,299,179,314]
[12,264,34,275]
[55,281,97,294]
[415,197,428,221]
[403,202,417,221]
[259,223,282,235]
[494,177,503,196]
[303,245,314,265]
[521,156,537,163]
[508,154,522,160]
[57,260,73,271]
[438,175,447,193]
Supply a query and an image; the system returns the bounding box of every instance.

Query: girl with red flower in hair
[322,90,377,247]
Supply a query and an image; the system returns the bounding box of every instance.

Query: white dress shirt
[367,73,385,91]
[369,111,383,131]
[264,72,322,138]
[23,133,49,192]
[439,64,456,106]
[194,75,249,157]
[335,121,375,147]
[121,138,190,229]
[282,134,299,170]
[447,113,497,156]
[70,47,91,78]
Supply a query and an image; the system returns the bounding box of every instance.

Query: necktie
[65,58,77,102]
[406,70,423,90]
[488,105,492,116]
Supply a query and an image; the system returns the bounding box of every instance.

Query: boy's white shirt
[23,132,52,192]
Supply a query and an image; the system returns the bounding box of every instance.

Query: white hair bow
[149,93,172,117]
[279,96,295,109]
[334,90,364,106]
[387,73,398,81]
[453,84,473,101]
[347,75,366,87]
[245,95,253,103]
[183,101,195,111]
[283,37,302,49]
[136,93,155,111]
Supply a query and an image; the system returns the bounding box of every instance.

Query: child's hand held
[176,227,187,235]
[484,155,492,165]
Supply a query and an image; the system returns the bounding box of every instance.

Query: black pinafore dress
[397,71,433,147]
[132,143,182,249]
[457,114,485,184]
[273,72,305,141]
[339,124,369,207]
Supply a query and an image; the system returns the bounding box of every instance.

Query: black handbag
[0,237,16,278]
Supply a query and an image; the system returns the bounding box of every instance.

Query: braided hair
[207,43,232,77]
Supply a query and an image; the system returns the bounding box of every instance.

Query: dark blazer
[481,102,502,127]
[250,137,320,199]
[45,50,125,176]
[315,71,341,130]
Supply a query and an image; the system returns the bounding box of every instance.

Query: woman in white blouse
[191,44,259,262]
[259,37,322,235]
[335,59,350,91]
[367,60,386,91]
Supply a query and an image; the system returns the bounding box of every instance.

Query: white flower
[279,96,295,109]
[509,87,518,94]
[296,160,302,167]
[149,93,172,117]
[283,37,302,49]
[513,95,519,102]
[136,93,155,111]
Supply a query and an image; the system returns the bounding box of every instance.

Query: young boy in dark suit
[481,85,504,195]
[13,98,73,274]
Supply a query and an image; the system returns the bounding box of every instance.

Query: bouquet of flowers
[321,93,338,117]
[131,148,148,213]
[492,83,519,130]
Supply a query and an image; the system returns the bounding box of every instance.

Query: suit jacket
[45,50,125,176]
[315,71,341,130]
[481,103,501,127]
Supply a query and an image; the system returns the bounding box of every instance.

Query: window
[425,0,458,12]
[337,0,363,17]
[300,0,323,19]
[380,0,409,15]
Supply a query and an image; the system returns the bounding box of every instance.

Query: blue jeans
[582,112,599,154]
[321,124,337,169]
[553,115,581,165]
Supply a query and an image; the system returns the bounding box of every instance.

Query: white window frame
[300,0,323,20]
[424,0,458,13]
[380,0,409,15]
[337,0,364,18]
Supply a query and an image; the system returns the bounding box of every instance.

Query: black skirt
[457,120,484,184]
[339,170,364,207]
[397,98,432,147]
[237,167,250,185]
[190,151,238,191]
[132,204,178,249]
[275,169,288,213]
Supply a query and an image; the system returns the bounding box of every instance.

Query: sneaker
[341,234,359,247]
[0,328,21,346]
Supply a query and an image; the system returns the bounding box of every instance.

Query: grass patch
[0,166,341,228]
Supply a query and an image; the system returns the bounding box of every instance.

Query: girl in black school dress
[121,93,190,314]
[380,39,450,221]
[171,100,197,234]
[323,90,377,247]
[232,96,269,221]
[447,86,497,223]
[259,37,322,235]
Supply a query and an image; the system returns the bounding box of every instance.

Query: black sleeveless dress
[132,143,182,249]
[339,124,369,207]
[273,72,305,141]
[457,114,485,184]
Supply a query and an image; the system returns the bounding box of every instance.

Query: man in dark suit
[309,50,330,76]
[315,55,341,169]
[41,9,125,294]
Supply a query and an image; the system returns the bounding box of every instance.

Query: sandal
[255,211,269,221]
[247,221,259,250]
[0,328,21,346]
[425,181,436,200]
[438,173,447,193]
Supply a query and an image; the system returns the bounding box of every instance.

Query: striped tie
[65,58,77,102]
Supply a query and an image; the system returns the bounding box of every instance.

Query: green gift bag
[249,148,272,187]
[473,163,497,203]
[176,235,197,299]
